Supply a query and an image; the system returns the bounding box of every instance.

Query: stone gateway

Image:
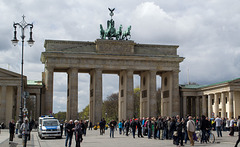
[41,39,184,124]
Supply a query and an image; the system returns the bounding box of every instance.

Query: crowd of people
[4,115,240,147]
[98,115,240,147]
[8,117,35,147]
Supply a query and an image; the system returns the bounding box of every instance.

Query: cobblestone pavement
[0,129,239,147]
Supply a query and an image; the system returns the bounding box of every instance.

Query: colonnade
[183,91,239,118]
[43,67,180,124]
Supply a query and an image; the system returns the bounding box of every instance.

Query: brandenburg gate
[40,9,184,124]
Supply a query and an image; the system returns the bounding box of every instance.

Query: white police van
[38,115,61,139]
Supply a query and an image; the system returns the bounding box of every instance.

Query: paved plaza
[0,129,238,147]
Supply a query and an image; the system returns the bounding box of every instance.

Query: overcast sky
[1,0,240,113]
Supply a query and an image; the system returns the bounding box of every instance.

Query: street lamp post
[11,15,34,128]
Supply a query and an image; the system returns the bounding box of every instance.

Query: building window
[121,76,123,85]
[143,77,146,86]
[226,97,228,104]
[142,90,147,98]
[212,99,214,105]
[164,77,167,86]
[219,98,220,104]
[121,90,124,97]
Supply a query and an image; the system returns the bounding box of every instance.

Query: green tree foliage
[54,112,66,123]
[102,93,118,123]
[133,87,140,118]
[79,105,89,120]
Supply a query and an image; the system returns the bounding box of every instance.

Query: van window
[43,121,58,126]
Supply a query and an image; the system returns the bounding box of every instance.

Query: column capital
[67,68,78,74]
[45,66,54,72]
[95,68,102,73]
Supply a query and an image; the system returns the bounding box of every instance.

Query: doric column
[149,70,157,117]
[202,95,207,116]
[183,96,187,117]
[229,91,234,118]
[214,93,219,117]
[208,94,213,118]
[118,70,134,121]
[0,86,6,123]
[67,68,78,121]
[196,96,200,117]
[171,70,180,116]
[89,69,102,125]
[126,70,134,119]
[221,92,226,118]
[44,66,54,115]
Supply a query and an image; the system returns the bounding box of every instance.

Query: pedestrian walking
[65,120,75,147]
[215,116,222,137]
[187,116,195,146]
[125,120,130,136]
[234,116,240,147]
[20,118,30,147]
[9,119,15,144]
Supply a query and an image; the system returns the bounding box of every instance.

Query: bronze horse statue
[122,25,131,40]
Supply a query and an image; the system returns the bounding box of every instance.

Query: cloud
[1,1,240,113]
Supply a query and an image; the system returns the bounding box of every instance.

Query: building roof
[27,80,42,86]
[180,77,240,89]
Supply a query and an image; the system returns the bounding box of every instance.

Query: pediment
[0,67,21,78]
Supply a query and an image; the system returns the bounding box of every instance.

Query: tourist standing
[15,121,19,134]
[88,121,92,130]
[74,120,83,147]
[200,115,208,143]
[184,116,189,144]
[215,116,222,137]
[147,117,152,139]
[9,119,15,143]
[64,120,68,136]
[99,119,105,135]
[109,120,115,138]
[131,118,137,138]
[234,116,240,147]
[137,118,143,138]
[65,120,75,147]
[20,118,30,147]
[229,117,235,136]
[118,121,123,135]
[176,118,184,147]
[60,123,63,137]
[226,118,230,131]
[187,116,195,146]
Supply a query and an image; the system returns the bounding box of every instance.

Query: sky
[1,0,240,113]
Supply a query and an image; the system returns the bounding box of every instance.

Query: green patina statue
[100,8,131,40]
